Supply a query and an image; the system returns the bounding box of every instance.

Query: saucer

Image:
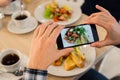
[0,53,28,80]
[0,0,25,15]
[7,17,38,34]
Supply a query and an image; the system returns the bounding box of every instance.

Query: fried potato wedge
[74,47,86,61]
[53,57,63,66]
[71,47,85,68]
[64,54,76,71]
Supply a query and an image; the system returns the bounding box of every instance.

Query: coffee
[12,0,16,2]
[2,53,19,65]
[15,15,27,20]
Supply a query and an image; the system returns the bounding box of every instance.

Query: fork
[20,0,24,16]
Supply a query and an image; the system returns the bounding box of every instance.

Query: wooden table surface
[0,0,111,80]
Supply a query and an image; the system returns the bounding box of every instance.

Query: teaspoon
[20,0,24,16]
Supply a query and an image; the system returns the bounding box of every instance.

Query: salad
[43,0,72,22]
[64,26,89,44]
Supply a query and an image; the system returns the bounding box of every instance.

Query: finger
[58,48,73,57]
[38,21,53,37]
[85,5,111,23]
[43,23,58,38]
[85,12,100,21]
[33,25,41,38]
[86,12,108,22]
[50,25,65,41]
[90,40,109,48]
[86,17,107,25]
[96,5,111,15]
[85,15,109,30]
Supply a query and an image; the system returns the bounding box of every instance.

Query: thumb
[90,40,109,48]
[59,48,73,56]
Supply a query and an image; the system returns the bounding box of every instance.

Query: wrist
[24,67,48,75]
[27,60,49,70]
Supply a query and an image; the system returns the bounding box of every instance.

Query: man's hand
[85,5,120,48]
[27,21,73,70]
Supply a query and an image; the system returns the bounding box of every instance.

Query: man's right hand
[85,5,120,48]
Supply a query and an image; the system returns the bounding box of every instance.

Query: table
[0,0,112,80]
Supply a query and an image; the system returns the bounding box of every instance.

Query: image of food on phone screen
[57,24,99,49]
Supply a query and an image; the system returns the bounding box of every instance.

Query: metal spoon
[0,12,4,28]
[20,0,24,16]
[13,67,23,76]
[0,67,23,76]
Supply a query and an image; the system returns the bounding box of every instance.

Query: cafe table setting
[0,0,113,80]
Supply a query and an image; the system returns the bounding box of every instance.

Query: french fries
[53,47,86,71]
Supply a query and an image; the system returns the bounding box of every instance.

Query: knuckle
[107,23,113,28]
[95,18,99,23]
[58,25,62,30]
[40,36,46,42]
[97,43,102,48]
[92,18,99,24]
[91,13,95,16]
[47,39,54,45]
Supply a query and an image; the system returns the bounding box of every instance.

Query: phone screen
[57,24,99,49]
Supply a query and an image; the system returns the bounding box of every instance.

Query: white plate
[34,0,82,25]
[7,17,38,34]
[48,45,96,77]
[0,53,28,80]
[0,0,25,15]
[99,47,120,79]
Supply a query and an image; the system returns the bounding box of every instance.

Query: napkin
[99,47,120,79]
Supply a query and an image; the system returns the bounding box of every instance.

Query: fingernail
[48,20,54,23]
[69,48,74,51]
[90,43,95,47]
[53,23,58,27]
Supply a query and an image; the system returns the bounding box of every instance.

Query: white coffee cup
[11,10,31,29]
[0,49,22,72]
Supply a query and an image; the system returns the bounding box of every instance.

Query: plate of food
[34,0,82,25]
[47,46,96,77]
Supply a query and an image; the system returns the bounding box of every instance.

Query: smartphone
[57,24,99,49]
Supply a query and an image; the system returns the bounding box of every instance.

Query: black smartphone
[57,24,99,49]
